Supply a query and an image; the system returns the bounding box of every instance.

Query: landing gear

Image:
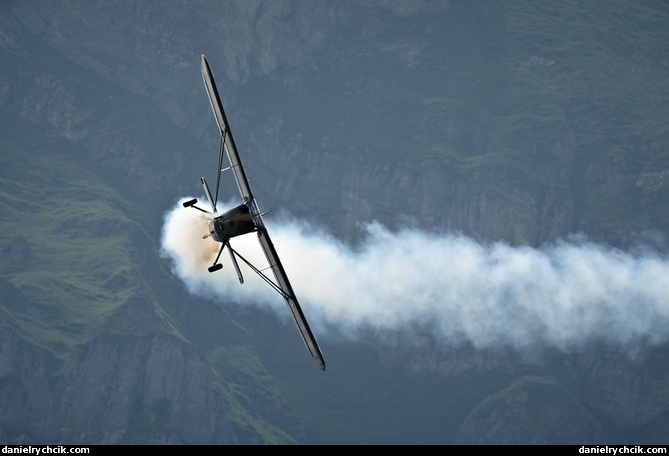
[182,198,198,208]
[208,263,223,273]
[208,242,226,273]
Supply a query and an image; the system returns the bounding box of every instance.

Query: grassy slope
[0,117,290,442]
[0,31,305,442]
[458,375,603,444]
[0,116,141,358]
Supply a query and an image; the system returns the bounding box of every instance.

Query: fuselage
[208,203,256,243]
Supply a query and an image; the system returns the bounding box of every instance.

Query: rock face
[6,0,668,244]
[0,297,237,444]
[1,238,32,269]
[55,332,225,444]
[0,328,52,443]
[1,0,669,445]
[455,376,608,444]
[559,346,669,436]
[258,142,575,244]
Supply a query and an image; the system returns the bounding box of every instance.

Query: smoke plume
[161,198,669,353]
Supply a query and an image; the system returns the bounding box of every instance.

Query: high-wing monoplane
[183,55,325,371]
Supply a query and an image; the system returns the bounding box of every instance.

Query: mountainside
[1,0,668,444]
[0,113,301,443]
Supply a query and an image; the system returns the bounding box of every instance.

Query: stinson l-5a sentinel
[183,55,325,371]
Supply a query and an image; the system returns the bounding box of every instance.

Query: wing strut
[227,245,289,302]
[228,241,326,371]
[200,177,216,214]
[213,133,226,213]
[208,243,225,273]
[227,241,244,284]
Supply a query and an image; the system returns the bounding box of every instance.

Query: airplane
[182,55,326,371]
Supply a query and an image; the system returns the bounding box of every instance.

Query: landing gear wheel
[208,263,223,273]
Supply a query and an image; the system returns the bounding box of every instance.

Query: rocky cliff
[1,0,668,444]
[6,0,668,243]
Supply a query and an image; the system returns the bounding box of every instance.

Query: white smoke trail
[161,198,669,352]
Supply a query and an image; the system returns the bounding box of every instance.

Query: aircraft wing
[257,226,326,371]
[200,54,325,371]
[200,54,254,202]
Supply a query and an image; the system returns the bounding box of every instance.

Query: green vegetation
[0,118,140,357]
[471,375,581,416]
[1,0,668,443]
[0,30,294,437]
[211,345,301,444]
[0,116,290,443]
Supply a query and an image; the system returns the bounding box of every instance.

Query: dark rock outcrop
[455,376,608,444]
